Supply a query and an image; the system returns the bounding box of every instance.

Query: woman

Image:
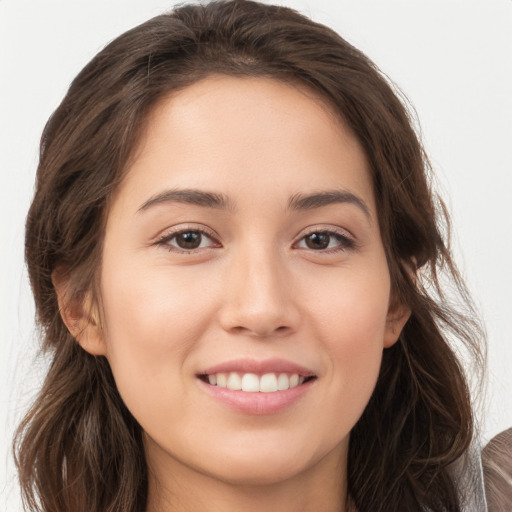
[14,1,486,510]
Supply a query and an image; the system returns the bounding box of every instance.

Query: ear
[52,268,107,356]
[384,258,417,348]
[383,300,411,348]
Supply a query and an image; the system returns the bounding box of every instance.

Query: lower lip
[198,378,316,415]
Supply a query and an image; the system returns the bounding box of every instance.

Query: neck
[145,441,348,512]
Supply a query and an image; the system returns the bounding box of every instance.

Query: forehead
[114,75,375,218]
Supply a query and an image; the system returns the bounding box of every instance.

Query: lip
[198,377,316,415]
[199,358,316,377]
[197,358,317,415]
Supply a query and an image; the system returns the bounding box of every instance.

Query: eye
[157,228,220,252]
[295,230,354,252]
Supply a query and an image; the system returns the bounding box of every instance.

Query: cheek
[307,265,390,411]
[98,259,217,415]
[309,262,391,341]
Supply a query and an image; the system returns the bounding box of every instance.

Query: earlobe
[383,259,416,348]
[384,303,411,348]
[52,268,107,356]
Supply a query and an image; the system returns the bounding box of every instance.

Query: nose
[218,246,301,339]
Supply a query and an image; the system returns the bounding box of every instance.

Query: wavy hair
[15,1,484,510]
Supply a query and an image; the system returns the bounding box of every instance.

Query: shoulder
[481,428,512,512]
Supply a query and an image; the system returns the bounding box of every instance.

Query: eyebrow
[287,190,370,219]
[137,187,370,219]
[137,188,236,213]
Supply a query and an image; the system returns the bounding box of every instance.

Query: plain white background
[1,0,511,509]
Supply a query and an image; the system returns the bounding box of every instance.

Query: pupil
[306,233,329,249]
[178,231,201,249]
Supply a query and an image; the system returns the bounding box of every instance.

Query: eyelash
[296,228,356,253]
[155,226,356,254]
[155,226,220,253]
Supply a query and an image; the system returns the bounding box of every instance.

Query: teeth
[227,373,242,390]
[216,373,227,387]
[260,373,278,392]
[277,373,289,390]
[241,373,259,392]
[208,372,307,392]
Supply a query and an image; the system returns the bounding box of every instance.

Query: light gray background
[2,0,511,509]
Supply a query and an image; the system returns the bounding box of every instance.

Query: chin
[197,436,344,488]
[205,454,313,487]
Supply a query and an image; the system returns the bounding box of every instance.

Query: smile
[197,359,317,414]
[200,372,314,392]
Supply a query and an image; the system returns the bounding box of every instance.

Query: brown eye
[295,230,355,252]
[175,231,203,249]
[158,229,218,252]
[304,233,331,250]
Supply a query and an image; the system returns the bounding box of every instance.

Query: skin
[59,76,410,512]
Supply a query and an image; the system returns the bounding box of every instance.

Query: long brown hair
[15,1,484,510]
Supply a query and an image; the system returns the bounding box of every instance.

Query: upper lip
[199,358,316,377]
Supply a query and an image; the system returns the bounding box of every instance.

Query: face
[76,76,407,490]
